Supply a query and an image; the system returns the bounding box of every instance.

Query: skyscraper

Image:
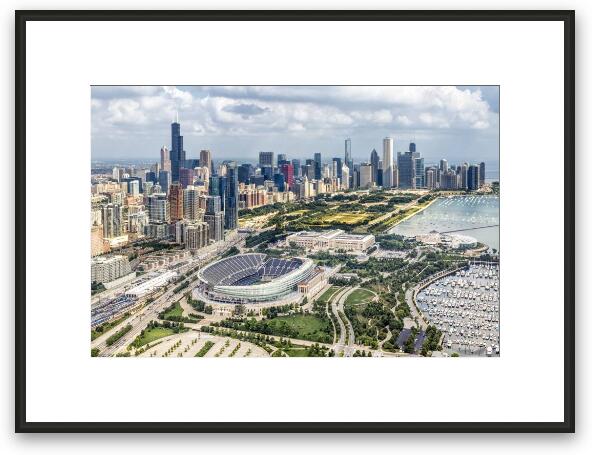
[291,159,301,178]
[468,165,480,191]
[440,159,449,173]
[479,162,486,186]
[359,163,373,189]
[147,193,170,223]
[460,163,469,189]
[397,151,416,189]
[179,167,194,189]
[370,148,379,183]
[259,151,274,168]
[382,137,394,188]
[224,164,239,230]
[345,138,352,170]
[200,149,212,172]
[203,195,224,242]
[277,153,287,163]
[170,117,185,182]
[273,173,286,192]
[160,146,171,173]
[415,157,425,188]
[158,170,171,194]
[332,157,343,179]
[183,186,203,221]
[280,163,294,187]
[341,164,350,190]
[102,204,122,238]
[314,152,322,180]
[426,168,436,190]
[168,183,184,222]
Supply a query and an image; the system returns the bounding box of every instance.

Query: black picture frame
[14,9,575,433]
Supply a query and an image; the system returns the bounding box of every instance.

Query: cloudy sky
[91,85,499,168]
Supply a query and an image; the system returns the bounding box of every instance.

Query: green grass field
[133,327,176,347]
[344,288,376,308]
[316,286,341,304]
[266,314,332,342]
[283,348,309,357]
[162,301,184,319]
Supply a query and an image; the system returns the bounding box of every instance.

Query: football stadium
[197,253,315,303]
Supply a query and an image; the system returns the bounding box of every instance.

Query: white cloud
[91,85,499,162]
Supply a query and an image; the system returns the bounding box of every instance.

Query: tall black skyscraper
[479,162,486,186]
[170,117,185,182]
[370,149,379,183]
[224,165,239,230]
[468,165,480,191]
[314,153,322,180]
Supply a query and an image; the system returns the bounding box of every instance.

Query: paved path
[378,326,393,352]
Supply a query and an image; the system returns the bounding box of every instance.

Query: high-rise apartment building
[168,183,184,222]
[147,193,170,223]
[184,222,210,251]
[102,204,122,238]
[183,186,204,221]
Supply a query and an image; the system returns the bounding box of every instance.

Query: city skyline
[91,86,500,166]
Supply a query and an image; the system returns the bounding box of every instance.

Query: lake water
[390,195,500,252]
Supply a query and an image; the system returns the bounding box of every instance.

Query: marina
[415,263,500,357]
[390,195,500,252]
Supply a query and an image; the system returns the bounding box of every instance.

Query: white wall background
[0,0,587,453]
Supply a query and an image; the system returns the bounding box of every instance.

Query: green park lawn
[266,314,332,342]
[162,301,184,319]
[316,286,341,304]
[344,288,376,308]
[133,327,176,347]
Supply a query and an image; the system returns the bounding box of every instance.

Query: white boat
[486,346,493,357]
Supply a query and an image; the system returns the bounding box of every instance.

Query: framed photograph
[15,10,574,432]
